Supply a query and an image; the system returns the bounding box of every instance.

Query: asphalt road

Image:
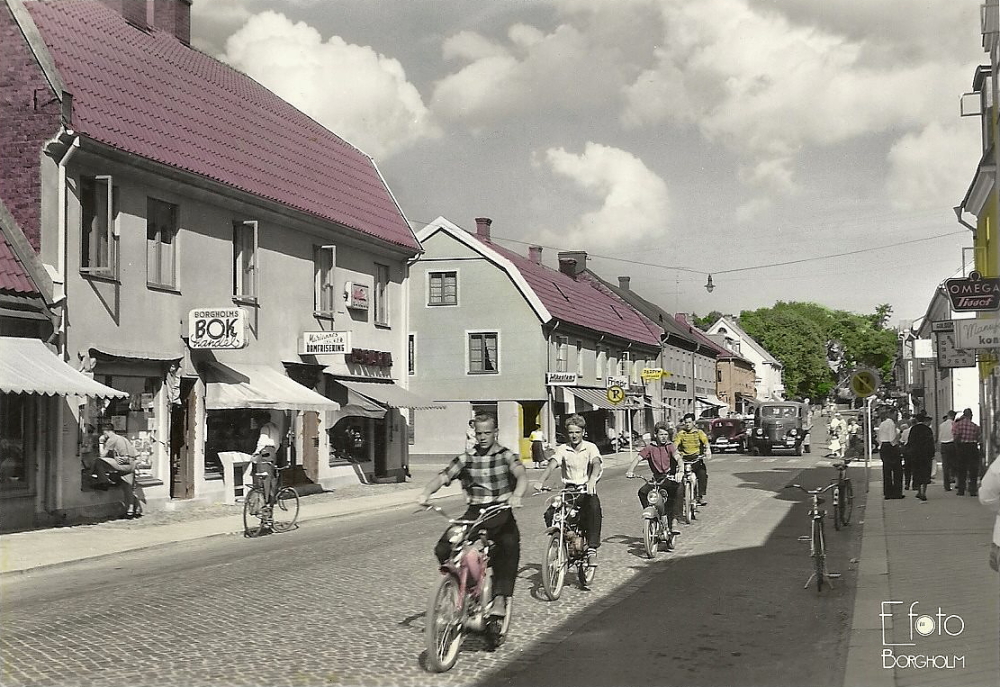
[1,424,865,687]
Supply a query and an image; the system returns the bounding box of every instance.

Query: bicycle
[830,459,854,531]
[677,455,702,525]
[786,482,841,592]
[243,459,300,537]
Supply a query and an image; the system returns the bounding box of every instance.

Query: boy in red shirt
[626,421,680,547]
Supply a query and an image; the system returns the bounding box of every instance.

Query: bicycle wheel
[681,481,692,525]
[271,486,300,533]
[242,487,267,538]
[425,575,463,672]
[541,533,567,601]
[812,519,826,593]
[832,486,842,531]
[690,484,699,521]
[643,518,658,559]
[840,480,854,525]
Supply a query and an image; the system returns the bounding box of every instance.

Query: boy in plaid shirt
[419,413,526,618]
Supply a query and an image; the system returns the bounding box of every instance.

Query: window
[596,347,606,380]
[314,245,336,315]
[374,263,389,326]
[233,221,257,303]
[408,334,416,375]
[0,393,27,489]
[576,340,583,377]
[146,198,178,288]
[555,336,568,373]
[469,332,499,374]
[619,352,630,377]
[428,271,457,306]
[80,176,117,276]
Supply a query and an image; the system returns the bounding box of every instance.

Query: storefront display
[80,374,161,480]
[0,393,27,487]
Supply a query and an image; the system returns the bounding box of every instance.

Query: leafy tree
[692,310,725,331]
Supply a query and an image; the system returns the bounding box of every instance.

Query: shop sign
[300,331,350,355]
[954,318,1000,349]
[936,330,976,368]
[546,372,577,386]
[348,348,392,367]
[641,367,663,381]
[606,375,629,389]
[944,272,1000,311]
[344,282,369,311]
[188,308,247,349]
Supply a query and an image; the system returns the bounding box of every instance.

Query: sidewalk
[845,468,1000,687]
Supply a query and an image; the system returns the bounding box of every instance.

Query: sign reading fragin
[546,372,577,386]
[954,319,1000,349]
[300,331,350,355]
[944,271,1000,311]
[188,308,247,349]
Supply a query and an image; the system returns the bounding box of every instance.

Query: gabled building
[705,316,784,402]
[1,0,423,525]
[407,217,663,459]
[674,314,755,417]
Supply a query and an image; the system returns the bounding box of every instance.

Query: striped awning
[0,337,127,398]
[333,377,444,411]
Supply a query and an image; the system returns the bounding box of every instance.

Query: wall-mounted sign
[641,368,664,381]
[954,318,1000,350]
[188,308,247,349]
[546,372,578,386]
[300,331,350,355]
[944,271,1000,311]
[606,375,629,390]
[344,282,369,310]
[348,348,392,368]
[936,330,977,368]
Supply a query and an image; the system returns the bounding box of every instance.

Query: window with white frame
[80,176,117,276]
[146,197,178,288]
[576,340,583,377]
[408,334,416,375]
[469,332,499,374]
[428,270,457,306]
[596,347,606,380]
[314,245,336,315]
[233,221,257,302]
[374,263,389,326]
[555,336,568,373]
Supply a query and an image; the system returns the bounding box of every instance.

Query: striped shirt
[441,442,521,505]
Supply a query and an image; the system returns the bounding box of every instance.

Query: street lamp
[705,274,715,293]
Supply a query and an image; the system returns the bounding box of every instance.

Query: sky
[189,0,988,326]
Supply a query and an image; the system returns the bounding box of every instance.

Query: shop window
[374,263,389,326]
[314,245,336,316]
[233,221,258,304]
[555,336,568,373]
[469,332,499,374]
[428,271,457,306]
[80,175,118,277]
[0,394,27,488]
[147,197,178,289]
[408,333,416,375]
[83,375,161,481]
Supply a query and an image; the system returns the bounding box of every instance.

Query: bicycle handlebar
[785,483,837,496]
[422,502,512,525]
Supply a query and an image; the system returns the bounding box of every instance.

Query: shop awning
[90,346,182,363]
[334,378,445,410]
[335,388,386,420]
[204,362,337,412]
[566,387,646,411]
[697,395,729,408]
[0,337,128,398]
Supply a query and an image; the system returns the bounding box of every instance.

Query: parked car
[707,418,748,453]
[750,401,811,456]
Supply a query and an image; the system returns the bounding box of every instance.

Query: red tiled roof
[674,313,749,362]
[0,229,39,295]
[25,1,419,251]
[484,240,662,348]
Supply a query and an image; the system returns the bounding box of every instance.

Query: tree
[692,311,725,331]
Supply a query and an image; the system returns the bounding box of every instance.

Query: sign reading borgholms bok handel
[188,308,248,349]
[944,271,1000,311]
[954,318,1000,350]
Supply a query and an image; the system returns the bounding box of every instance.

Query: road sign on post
[606,386,626,405]
[849,368,880,398]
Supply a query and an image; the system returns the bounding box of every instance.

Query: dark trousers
[902,449,913,489]
[692,459,708,497]
[940,442,955,489]
[638,480,680,526]
[881,443,903,498]
[955,443,981,495]
[434,506,521,597]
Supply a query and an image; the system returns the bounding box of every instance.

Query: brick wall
[0,4,61,252]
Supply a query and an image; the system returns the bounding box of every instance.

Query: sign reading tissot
[188,308,247,349]
[944,271,1000,311]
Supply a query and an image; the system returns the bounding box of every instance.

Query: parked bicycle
[243,459,299,537]
[830,459,854,531]
[677,455,702,525]
[786,482,841,592]
[627,474,676,558]
[423,503,513,672]
[537,485,596,600]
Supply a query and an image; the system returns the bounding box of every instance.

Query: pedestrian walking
[978,457,1000,573]
[528,427,546,469]
[877,413,903,499]
[953,408,982,497]
[899,418,914,490]
[938,411,956,491]
[906,412,935,501]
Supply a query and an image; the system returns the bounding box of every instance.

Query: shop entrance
[170,378,196,499]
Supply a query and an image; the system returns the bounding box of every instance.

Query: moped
[537,484,596,600]
[628,474,677,558]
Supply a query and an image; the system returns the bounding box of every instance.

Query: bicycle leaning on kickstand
[243,456,300,537]
[830,458,854,531]
[785,482,841,592]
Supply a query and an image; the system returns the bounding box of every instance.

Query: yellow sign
[849,368,880,398]
[606,386,626,405]
[641,368,663,381]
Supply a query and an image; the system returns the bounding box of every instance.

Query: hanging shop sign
[300,331,350,355]
[936,329,977,369]
[944,271,1000,311]
[188,308,247,349]
[954,318,1000,349]
[344,282,370,311]
[546,372,578,386]
[347,348,393,368]
[641,368,664,381]
[606,375,629,390]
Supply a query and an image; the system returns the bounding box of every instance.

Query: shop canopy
[567,386,647,412]
[204,362,337,412]
[697,395,729,408]
[0,337,128,398]
[329,376,445,411]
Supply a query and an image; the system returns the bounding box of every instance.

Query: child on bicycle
[626,421,680,546]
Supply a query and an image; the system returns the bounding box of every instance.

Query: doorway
[169,378,195,499]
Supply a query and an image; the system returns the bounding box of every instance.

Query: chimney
[557,251,588,276]
[618,276,631,291]
[558,257,577,277]
[99,0,148,28]
[152,0,192,44]
[474,217,492,241]
[528,245,542,264]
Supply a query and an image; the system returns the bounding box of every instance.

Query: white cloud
[220,11,439,159]
[538,142,670,250]
[885,121,981,212]
[189,0,253,54]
